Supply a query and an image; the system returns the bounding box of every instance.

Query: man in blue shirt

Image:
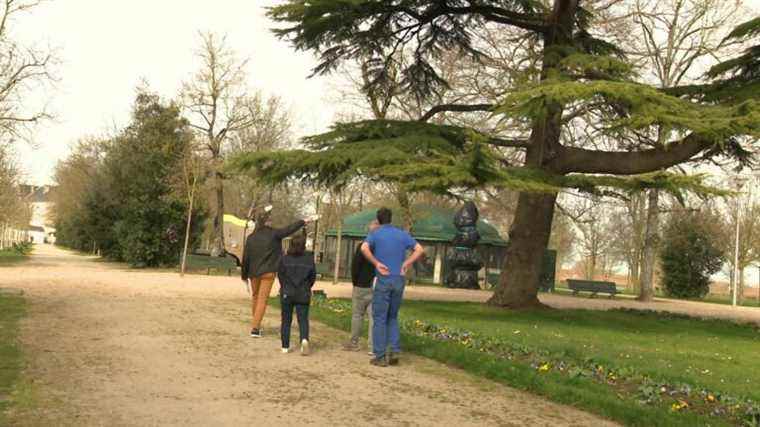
[361,207,425,367]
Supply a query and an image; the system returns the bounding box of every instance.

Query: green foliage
[0,294,26,424]
[229,119,729,198]
[708,17,760,81]
[251,3,760,201]
[55,89,205,267]
[228,120,496,192]
[702,16,760,102]
[11,241,32,255]
[660,213,725,299]
[497,80,760,141]
[267,1,547,101]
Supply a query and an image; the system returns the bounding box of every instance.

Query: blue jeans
[281,299,309,349]
[372,275,405,358]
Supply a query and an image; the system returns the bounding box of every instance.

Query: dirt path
[2,245,616,426]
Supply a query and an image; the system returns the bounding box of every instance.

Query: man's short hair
[377,207,392,225]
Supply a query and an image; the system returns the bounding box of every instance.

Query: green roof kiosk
[322,205,518,287]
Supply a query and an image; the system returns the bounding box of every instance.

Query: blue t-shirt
[365,225,418,277]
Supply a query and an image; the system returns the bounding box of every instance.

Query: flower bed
[312,296,760,426]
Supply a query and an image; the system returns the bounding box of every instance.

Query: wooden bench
[184,254,238,276]
[567,279,618,298]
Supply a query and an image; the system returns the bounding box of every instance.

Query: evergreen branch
[418,103,495,122]
[549,133,713,175]
[439,4,547,33]
[497,79,760,138]
[227,129,725,199]
[486,137,530,148]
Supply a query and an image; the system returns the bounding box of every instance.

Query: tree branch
[486,137,530,148]
[418,103,494,122]
[441,5,547,33]
[549,133,713,174]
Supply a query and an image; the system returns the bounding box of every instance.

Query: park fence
[0,222,28,250]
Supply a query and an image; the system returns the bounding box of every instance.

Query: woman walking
[277,233,316,355]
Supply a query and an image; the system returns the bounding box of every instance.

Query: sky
[15,0,338,185]
[13,0,760,185]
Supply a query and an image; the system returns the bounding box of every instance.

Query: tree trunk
[180,187,195,277]
[629,254,641,294]
[738,266,745,304]
[586,248,597,280]
[627,193,645,294]
[487,192,557,308]
[639,189,660,302]
[313,195,322,257]
[486,0,576,309]
[333,207,342,284]
[211,170,225,256]
[397,189,414,230]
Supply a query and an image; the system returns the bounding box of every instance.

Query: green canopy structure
[325,205,507,246]
[319,205,555,289]
[319,205,522,287]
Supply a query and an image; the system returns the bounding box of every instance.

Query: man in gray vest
[343,219,379,353]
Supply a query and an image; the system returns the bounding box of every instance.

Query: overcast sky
[16,0,338,185]
[14,0,760,185]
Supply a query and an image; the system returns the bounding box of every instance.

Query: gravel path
[2,245,617,426]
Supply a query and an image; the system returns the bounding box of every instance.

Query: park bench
[184,253,238,276]
[566,279,618,298]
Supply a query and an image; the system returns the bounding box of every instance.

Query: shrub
[660,213,724,299]
[11,241,32,255]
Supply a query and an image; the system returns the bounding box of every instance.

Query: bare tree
[717,186,760,303]
[224,92,297,217]
[0,143,29,247]
[181,32,257,256]
[179,142,205,277]
[565,197,621,280]
[0,0,57,143]
[628,0,743,301]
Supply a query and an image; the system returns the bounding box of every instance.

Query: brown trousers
[250,272,276,329]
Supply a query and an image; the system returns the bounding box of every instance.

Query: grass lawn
[700,295,760,309]
[553,285,760,308]
[0,250,27,266]
[0,293,26,424]
[302,297,760,427]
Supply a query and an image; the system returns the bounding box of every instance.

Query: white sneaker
[281,348,290,354]
[300,339,310,356]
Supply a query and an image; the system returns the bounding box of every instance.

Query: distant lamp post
[757,263,760,305]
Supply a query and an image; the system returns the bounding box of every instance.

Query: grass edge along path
[304,296,759,427]
[0,292,26,425]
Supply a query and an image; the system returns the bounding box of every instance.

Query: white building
[21,185,56,244]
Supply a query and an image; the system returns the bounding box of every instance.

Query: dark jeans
[372,275,405,358]
[281,299,309,349]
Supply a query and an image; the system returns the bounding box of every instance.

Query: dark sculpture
[445,201,483,289]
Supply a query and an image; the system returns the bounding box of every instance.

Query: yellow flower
[706,394,716,403]
[538,363,551,372]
